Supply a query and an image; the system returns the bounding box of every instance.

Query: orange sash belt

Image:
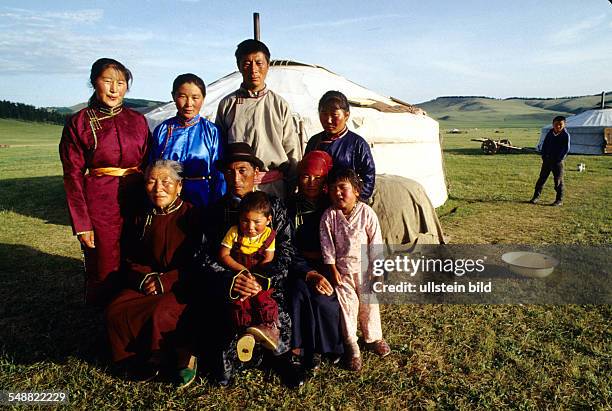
[89,166,142,177]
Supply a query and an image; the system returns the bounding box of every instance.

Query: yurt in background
[145,61,448,207]
[538,101,612,155]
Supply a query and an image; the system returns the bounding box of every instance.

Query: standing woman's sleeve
[59,117,92,235]
[149,122,164,164]
[210,123,226,202]
[140,122,152,172]
[356,138,376,201]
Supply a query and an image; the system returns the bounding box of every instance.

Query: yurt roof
[146,59,429,135]
[541,109,612,130]
[145,60,448,207]
[538,108,612,155]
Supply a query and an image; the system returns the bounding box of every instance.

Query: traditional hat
[298,150,333,176]
[215,142,264,170]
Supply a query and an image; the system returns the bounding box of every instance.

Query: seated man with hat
[192,142,295,385]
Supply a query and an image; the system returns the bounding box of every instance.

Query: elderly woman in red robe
[59,58,150,306]
[105,160,201,387]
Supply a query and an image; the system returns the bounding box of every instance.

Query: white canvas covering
[538,109,612,155]
[146,61,448,206]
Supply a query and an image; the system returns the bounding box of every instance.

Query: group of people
[59,39,389,388]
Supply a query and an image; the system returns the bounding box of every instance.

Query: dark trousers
[230,289,278,328]
[533,159,564,201]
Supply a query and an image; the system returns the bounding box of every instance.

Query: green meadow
[418,93,612,128]
[0,118,610,409]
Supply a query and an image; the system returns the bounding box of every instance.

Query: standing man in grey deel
[216,39,301,201]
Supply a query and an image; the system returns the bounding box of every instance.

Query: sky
[1,0,611,108]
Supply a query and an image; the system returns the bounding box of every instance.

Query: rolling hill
[52,98,168,115]
[417,92,611,128]
[48,92,612,129]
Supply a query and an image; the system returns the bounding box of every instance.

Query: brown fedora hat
[215,142,264,170]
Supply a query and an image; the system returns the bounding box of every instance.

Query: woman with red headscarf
[287,150,343,385]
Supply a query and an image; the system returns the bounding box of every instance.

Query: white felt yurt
[538,108,612,155]
[146,60,448,207]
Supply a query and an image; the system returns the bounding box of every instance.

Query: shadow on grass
[446,194,531,204]
[0,243,106,366]
[0,175,70,226]
[443,148,536,156]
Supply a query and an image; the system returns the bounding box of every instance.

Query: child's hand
[331,269,342,287]
[325,264,342,287]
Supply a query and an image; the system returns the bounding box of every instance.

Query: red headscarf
[298,150,333,176]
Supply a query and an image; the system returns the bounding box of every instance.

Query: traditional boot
[246,322,280,351]
[175,355,198,389]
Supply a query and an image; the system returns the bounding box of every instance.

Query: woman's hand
[142,276,162,296]
[78,231,95,248]
[306,271,334,296]
[232,271,262,301]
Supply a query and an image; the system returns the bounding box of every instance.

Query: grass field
[417,93,612,128]
[0,118,610,409]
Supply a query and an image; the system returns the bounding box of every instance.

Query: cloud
[0,7,158,74]
[0,5,239,80]
[0,7,103,26]
[549,14,606,45]
[0,25,158,74]
[282,14,407,31]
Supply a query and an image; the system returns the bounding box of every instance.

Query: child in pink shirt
[319,168,390,371]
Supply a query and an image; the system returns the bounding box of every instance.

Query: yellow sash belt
[89,166,141,177]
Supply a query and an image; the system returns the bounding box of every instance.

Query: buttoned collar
[176,114,201,127]
[238,84,268,98]
[91,100,123,116]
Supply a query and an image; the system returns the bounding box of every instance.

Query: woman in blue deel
[150,73,225,207]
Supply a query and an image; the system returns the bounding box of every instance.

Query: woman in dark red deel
[59,58,150,306]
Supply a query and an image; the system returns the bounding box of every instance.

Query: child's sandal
[237,334,256,362]
[366,339,391,357]
[345,355,362,372]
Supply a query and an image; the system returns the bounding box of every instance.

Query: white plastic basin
[502,251,559,278]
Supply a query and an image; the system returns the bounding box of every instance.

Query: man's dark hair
[172,73,206,97]
[327,167,363,198]
[235,39,271,63]
[553,116,566,123]
[318,90,350,112]
[239,191,272,218]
